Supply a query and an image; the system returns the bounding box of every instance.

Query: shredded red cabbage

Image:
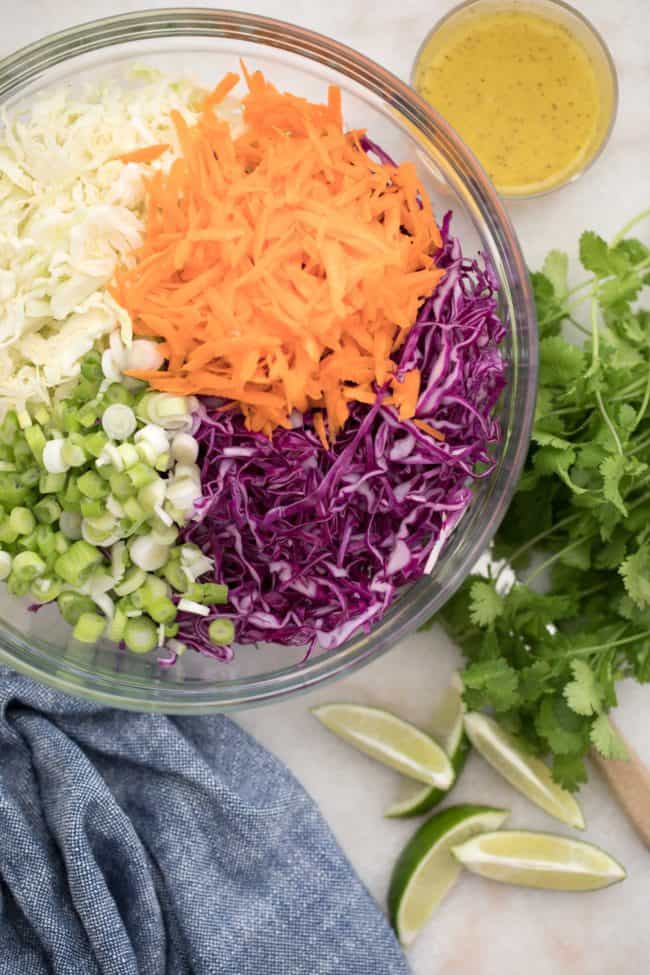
[174,213,506,654]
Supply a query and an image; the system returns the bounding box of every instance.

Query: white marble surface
[4,2,650,973]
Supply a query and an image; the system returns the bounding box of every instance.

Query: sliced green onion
[39,472,66,494]
[100,444,125,471]
[19,467,40,490]
[9,507,36,535]
[77,470,108,500]
[187,582,228,605]
[110,540,128,580]
[0,522,18,545]
[146,393,191,429]
[116,442,139,469]
[170,432,199,465]
[103,383,132,406]
[73,612,107,644]
[12,550,46,581]
[80,350,103,383]
[208,618,235,645]
[24,424,47,462]
[124,616,158,654]
[42,439,69,474]
[150,518,178,545]
[135,422,168,454]
[34,497,61,525]
[34,525,56,558]
[32,405,50,426]
[78,403,99,428]
[102,403,137,441]
[61,441,86,468]
[140,574,169,604]
[123,497,145,523]
[17,410,32,430]
[114,566,146,597]
[84,431,109,459]
[62,412,82,434]
[7,573,30,597]
[177,597,209,616]
[138,478,165,512]
[106,606,127,642]
[129,534,169,572]
[106,496,124,519]
[0,550,12,580]
[54,540,102,586]
[80,498,104,519]
[127,462,156,489]
[57,591,97,626]
[0,474,28,508]
[31,576,63,603]
[54,531,70,554]
[0,412,19,446]
[109,470,134,500]
[147,597,177,624]
[82,514,118,545]
[161,560,188,592]
[59,510,82,540]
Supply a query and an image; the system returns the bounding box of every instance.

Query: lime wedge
[385,674,469,818]
[452,830,626,891]
[464,712,585,830]
[389,804,510,945]
[312,704,453,787]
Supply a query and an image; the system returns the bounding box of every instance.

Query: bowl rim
[409,0,619,199]
[0,8,537,712]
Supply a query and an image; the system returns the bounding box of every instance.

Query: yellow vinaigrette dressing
[414,4,614,195]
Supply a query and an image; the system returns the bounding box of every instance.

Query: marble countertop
[4,2,649,972]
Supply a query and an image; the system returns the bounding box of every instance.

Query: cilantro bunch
[434,209,650,792]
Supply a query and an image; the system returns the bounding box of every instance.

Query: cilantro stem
[552,630,650,660]
[610,207,650,247]
[524,533,596,587]
[590,296,624,456]
[497,512,581,580]
[632,359,650,432]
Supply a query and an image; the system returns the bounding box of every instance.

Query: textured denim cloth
[0,666,410,975]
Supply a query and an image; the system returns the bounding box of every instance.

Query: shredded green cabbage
[0,68,204,419]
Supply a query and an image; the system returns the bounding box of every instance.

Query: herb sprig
[432,210,650,792]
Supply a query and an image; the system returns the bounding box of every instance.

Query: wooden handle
[591,723,650,849]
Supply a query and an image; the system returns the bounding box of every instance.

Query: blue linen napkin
[0,666,410,975]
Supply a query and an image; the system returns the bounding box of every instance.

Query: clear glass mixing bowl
[0,9,537,712]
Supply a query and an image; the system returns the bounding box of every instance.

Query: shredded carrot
[115,143,170,165]
[413,418,446,442]
[114,69,445,437]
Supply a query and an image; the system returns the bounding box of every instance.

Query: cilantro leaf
[539,336,584,386]
[552,753,588,792]
[590,714,629,760]
[468,579,503,627]
[600,455,628,516]
[579,230,611,276]
[535,695,590,755]
[620,542,650,608]
[462,659,520,713]
[564,660,603,716]
[542,250,569,300]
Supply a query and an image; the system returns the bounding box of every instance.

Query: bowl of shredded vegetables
[0,10,536,711]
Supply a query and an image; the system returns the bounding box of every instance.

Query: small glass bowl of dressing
[411,0,618,197]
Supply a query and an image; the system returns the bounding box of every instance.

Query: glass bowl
[0,9,537,712]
